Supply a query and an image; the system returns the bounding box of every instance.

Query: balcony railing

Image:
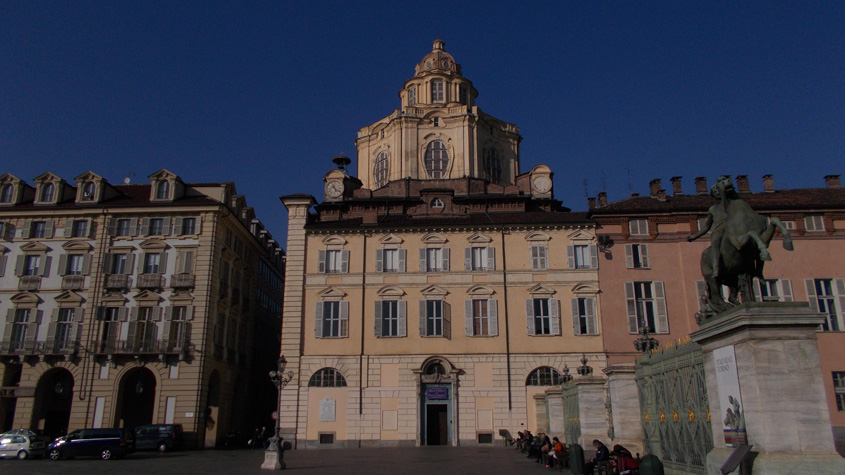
[93,337,190,355]
[62,275,85,290]
[18,276,41,291]
[137,273,164,289]
[171,273,195,288]
[0,340,37,355]
[104,274,130,290]
[0,340,80,356]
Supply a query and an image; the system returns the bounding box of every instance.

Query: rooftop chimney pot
[649,179,662,197]
[670,176,683,195]
[825,175,841,188]
[762,174,775,192]
[736,175,750,193]
[695,177,708,195]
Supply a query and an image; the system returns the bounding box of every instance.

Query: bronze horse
[699,176,793,314]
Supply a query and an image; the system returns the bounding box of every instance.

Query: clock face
[533,176,552,193]
[326,181,344,198]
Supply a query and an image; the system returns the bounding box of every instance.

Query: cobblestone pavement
[5,446,574,475]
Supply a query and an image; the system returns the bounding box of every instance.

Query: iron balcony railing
[93,337,190,355]
[0,340,38,355]
[137,273,165,289]
[0,340,80,356]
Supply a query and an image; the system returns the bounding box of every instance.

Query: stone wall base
[706,447,845,475]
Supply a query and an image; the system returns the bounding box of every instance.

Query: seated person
[610,445,638,475]
[584,439,610,473]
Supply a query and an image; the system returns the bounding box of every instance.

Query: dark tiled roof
[8,183,220,210]
[306,211,593,230]
[590,188,845,215]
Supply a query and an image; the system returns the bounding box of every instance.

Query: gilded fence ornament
[689,176,794,321]
[688,408,695,422]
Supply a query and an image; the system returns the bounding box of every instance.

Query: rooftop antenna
[625,168,632,195]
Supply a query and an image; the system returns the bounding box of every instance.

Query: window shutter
[654,281,668,333]
[340,250,349,273]
[0,254,6,277]
[45,220,54,238]
[488,299,498,336]
[38,256,51,277]
[63,219,73,237]
[464,248,472,270]
[86,219,94,238]
[58,254,68,276]
[130,307,139,321]
[625,245,634,269]
[318,250,326,273]
[696,280,707,311]
[398,249,406,272]
[159,252,168,274]
[339,302,349,337]
[140,218,150,236]
[25,315,39,343]
[315,302,323,338]
[108,218,117,236]
[164,218,174,235]
[74,320,84,343]
[589,244,598,269]
[419,248,427,272]
[419,300,427,337]
[4,309,14,342]
[585,298,596,335]
[14,255,24,276]
[165,307,174,321]
[567,245,575,269]
[571,298,582,335]
[22,220,32,238]
[641,244,650,268]
[443,302,451,340]
[374,301,383,337]
[398,301,407,337]
[780,279,793,302]
[375,249,384,273]
[526,299,535,336]
[126,253,136,275]
[465,300,473,336]
[754,278,763,301]
[550,299,560,335]
[486,247,495,271]
[153,307,163,322]
[195,216,202,233]
[186,306,194,321]
[173,217,183,235]
[126,320,137,345]
[441,247,450,271]
[805,280,819,312]
[129,218,138,236]
[836,279,845,326]
[625,282,638,333]
[82,254,92,275]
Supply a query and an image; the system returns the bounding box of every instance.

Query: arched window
[82,182,95,200]
[426,363,446,375]
[374,152,389,188]
[308,368,347,387]
[0,184,13,203]
[156,181,170,200]
[40,183,55,202]
[485,149,502,182]
[430,198,444,208]
[526,366,564,386]
[425,140,449,179]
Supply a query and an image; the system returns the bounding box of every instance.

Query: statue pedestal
[260,447,285,470]
[573,377,609,447]
[690,302,845,474]
[604,363,643,456]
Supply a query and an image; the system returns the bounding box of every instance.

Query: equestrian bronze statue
[688,176,793,321]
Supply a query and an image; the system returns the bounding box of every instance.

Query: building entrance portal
[425,404,448,445]
[116,368,156,429]
[416,357,458,446]
[31,368,74,439]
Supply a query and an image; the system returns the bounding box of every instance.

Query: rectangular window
[149,218,164,236]
[66,255,84,275]
[24,255,41,276]
[625,244,650,269]
[812,279,841,331]
[473,299,489,336]
[11,309,30,349]
[169,306,189,347]
[71,220,89,238]
[834,372,845,412]
[756,278,794,303]
[426,248,443,271]
[376,300,404,337]
[319,250,348,273]
[625,281,668,334]
[32,221,46,238]
[459,85,468,105]
[181,217,196,235]
[466,246,495,271]
[376,248,406,273]
[318,301,348,338]
[431,80,444,102]
[804,215,825,232]
[629,218,648,236]
[532,298,551,335]
[144,253,161,274]
[111,254,128,275]
[425,300,443,336]
[408,86,416,106]
[572,297,597,335]
[116,219,132,236]
[530,245,547,270]
[56,308,76,350]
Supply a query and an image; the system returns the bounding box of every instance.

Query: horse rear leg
[769,217,794,251]
[743,231,772,261]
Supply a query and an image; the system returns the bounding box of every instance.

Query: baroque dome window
[425,141,449,179]
[374,152,389,188]
[485,149,501,182]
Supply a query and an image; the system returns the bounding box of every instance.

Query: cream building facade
[0,169,284,448]
[279,41,604,448]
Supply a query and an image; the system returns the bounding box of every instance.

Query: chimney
[736,175,750,193]
[649,179,662,197]
[597,192,607,207]
[657,189,667,201]
[588,197,596,210]
[825,175,841,188]
[695,177,708,195]
[762,174,775,192]
[670,176,683,195]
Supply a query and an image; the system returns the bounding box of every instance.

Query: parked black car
[47,428,135,460]
[134,424,183,452]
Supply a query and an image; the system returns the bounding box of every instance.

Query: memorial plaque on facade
[319,397,335,422]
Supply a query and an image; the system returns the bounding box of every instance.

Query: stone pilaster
[691,302,845,475]
[533,393,548,434]
[545,387,564,436]
[574,376,609,447]
[604,363,643,455]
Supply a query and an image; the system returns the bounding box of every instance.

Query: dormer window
[40,183,55,202]
[156,181,170,200]
[431,80,444,103]
[433,117,440,127]
[0,184,12,203]
[408,86,416,106]
[82,182,95,201]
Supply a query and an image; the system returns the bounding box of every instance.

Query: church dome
[414,39,462,77]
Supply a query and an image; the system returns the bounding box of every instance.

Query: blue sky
[3,2,843,242]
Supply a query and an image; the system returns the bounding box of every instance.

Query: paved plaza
[4,445,575,475]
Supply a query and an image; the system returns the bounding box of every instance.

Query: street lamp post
[261,355,294,470]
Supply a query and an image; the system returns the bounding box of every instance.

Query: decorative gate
[561,383,580,445]
[636,340,713,474]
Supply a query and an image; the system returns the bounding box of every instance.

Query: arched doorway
[414,357,459,446]
[116,368,156,429]
[30,368,74,439]
[204,370,220,447]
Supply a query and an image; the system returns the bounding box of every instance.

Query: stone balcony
[171,273,195,289]
[18,275,41,291]
[104,274,131,290]
[61,275,85,290]
[137,273,165,289]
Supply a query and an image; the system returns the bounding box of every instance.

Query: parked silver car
[0,431,46,459]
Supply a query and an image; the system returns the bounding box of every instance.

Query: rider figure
[687,179,728,278]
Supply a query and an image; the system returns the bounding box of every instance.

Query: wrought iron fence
[636,340,713,474]
[562,383,581,445]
